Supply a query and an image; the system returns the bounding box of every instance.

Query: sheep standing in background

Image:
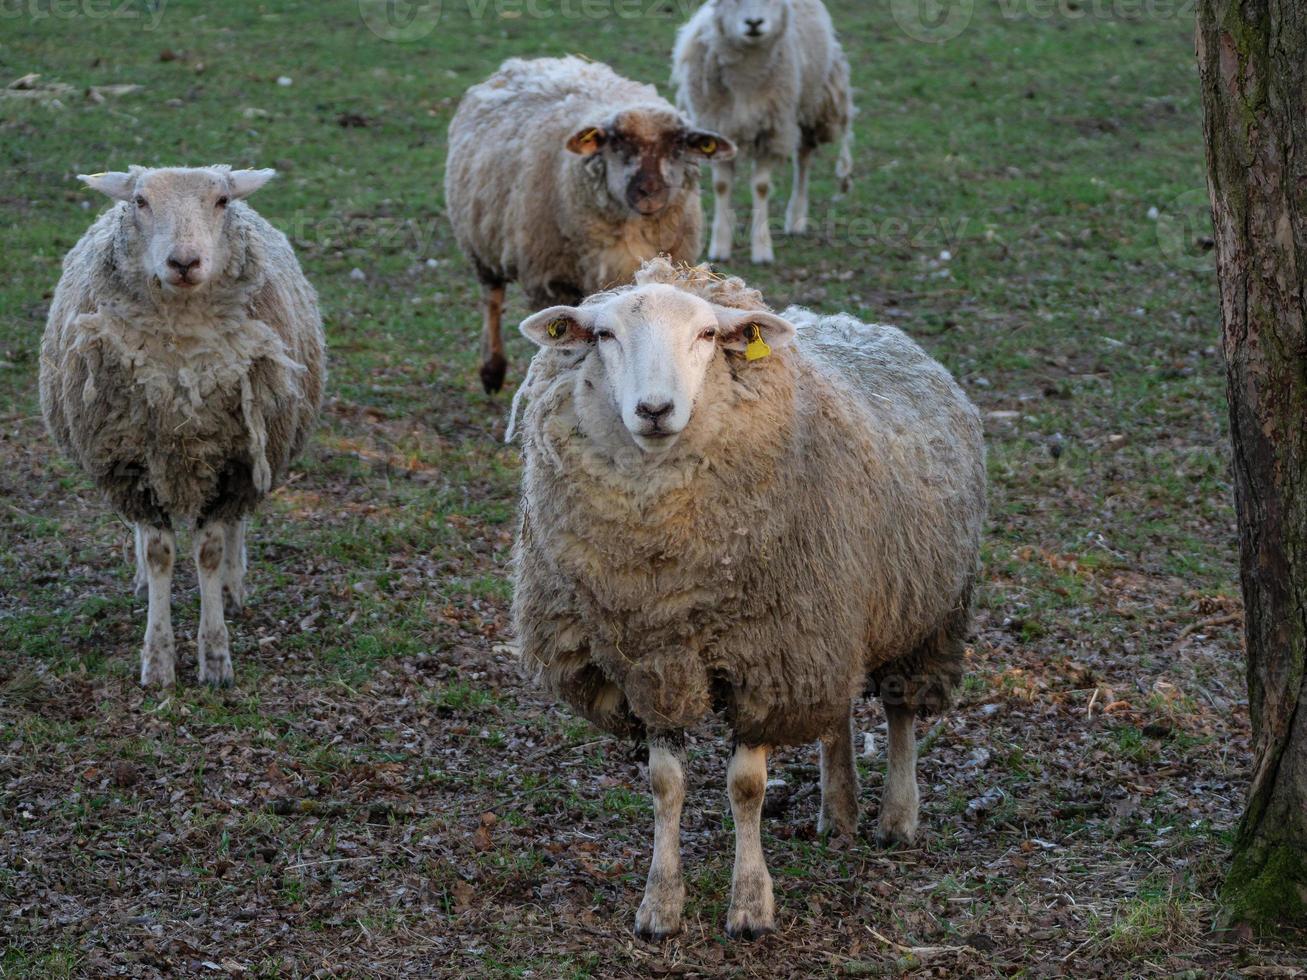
[672,0,854,264]
[511,258,985,939]
[445,56,736,393]
[41,166,325,687]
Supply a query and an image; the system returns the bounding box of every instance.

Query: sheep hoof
[725,910,774,941]
[139,641,176,688]
[875,822,918,849]
[199,650,234,688]
[750,250,774,266]
[223,584,246,615]
[634,909,681,941]
[480,355,508,394]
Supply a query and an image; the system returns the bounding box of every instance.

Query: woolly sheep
[40,165,326,687]
[672,0,854,263]
[444,55,736,393]
[510,258,985,939]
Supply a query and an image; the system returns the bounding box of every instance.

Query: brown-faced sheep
[510,258,984,939]
[40,165,325,687]
[444,55,735,393]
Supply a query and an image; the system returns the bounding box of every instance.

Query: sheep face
[710,0,792,46]
[521,284,794,453]
[79,166,276,291]
[565,109,735,217]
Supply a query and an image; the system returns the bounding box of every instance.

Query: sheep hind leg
[877,703,920,847]
[222,518,247,613]
[784,145,813,235]
[818,709,859,839]
[750,161,775,265]
[479,281,507,394]
[131,524,148,601]
[708,159,736,262]
[195,521,233,687]
[138,524,176,687]
[726,742,775,939]
[635,739,687,939]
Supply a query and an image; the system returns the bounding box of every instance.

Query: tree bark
[1197,0,1307,934]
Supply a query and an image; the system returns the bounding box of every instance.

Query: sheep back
[445,56,704,304]
[40,202,325,525]
[513,295,984,746]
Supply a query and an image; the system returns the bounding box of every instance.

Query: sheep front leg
[195,522,234,687]
[784,145,813,235]
[222,518,247,613]
[750,160,775,265]
[138,524,176,687]
[479,282,507,394]
[877,703,920,846]
[708,159,736,262]
[726,742,774,939]
[635,738,687,939]
[818,709,859,838]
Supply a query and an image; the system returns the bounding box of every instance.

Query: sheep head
[79,165,275,291]
[521,283,794,454]
[710,0,792,46]
[564,106,735,217]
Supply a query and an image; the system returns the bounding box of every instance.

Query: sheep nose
[636,400,674,422]
[745,17,765,31]
[167,254,201,276]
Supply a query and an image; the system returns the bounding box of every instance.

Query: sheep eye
[134,195,148,209]
[699,328,717,341]
[216,196,230,209]
[594,329,616,342]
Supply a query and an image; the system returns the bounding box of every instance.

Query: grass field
[1,0,1303,976]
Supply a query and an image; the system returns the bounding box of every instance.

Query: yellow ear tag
[744,323,771,362]
[547,319,568,340]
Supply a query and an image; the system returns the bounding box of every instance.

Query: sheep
[672,0,854,264]
[510,258,985,939]
[444,55,736,393]
[40,165,326,688]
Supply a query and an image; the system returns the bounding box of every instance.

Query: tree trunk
[1197,0,1307,934]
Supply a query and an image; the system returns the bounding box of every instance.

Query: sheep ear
[521,306,597,350]
[683,130,736,162]
[228,168,277,199]
[714,308,796,355]
[565,126,607,157]
[78,171,137,201]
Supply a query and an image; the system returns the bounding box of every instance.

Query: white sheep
[444,55,736,392]
[672,0,854,263]
[40,165,326,687]
[511,259,985,938]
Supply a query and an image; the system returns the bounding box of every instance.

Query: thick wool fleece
[40,200,325,526]
[672,0,852,162]
[513,263,985,746]
[445,56,706,305]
